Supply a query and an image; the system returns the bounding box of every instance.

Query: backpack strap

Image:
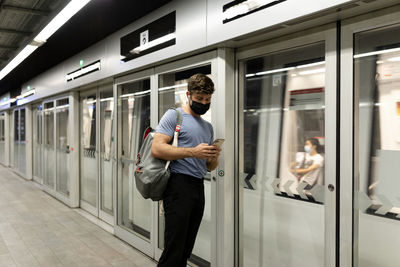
[171,108,182,147]
[165,108,182,169]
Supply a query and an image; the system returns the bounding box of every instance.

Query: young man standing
[152,73,221,267]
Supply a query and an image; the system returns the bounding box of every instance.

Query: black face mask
[190,99,210,115]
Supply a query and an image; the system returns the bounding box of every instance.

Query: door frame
[340,6,400,267]
[79,86,115,225]
[41,93,76,207]
[235,24,338,267]
[114,68,155,257]
[153,50,220,266]
[32,103,43,184]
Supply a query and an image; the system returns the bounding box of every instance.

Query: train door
[79,83,115,224]
[0,112,5,165]
[32,104,43,183]
[341,9,400,267]
[236,27,338,267]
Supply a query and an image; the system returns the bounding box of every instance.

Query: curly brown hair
[188,73,215,95]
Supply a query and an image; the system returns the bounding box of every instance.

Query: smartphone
[212,138,225,147]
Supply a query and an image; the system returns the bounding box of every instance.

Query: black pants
[157,173,205,267]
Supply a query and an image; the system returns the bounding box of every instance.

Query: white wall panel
[20,0,207,104]
[206,0,352,45]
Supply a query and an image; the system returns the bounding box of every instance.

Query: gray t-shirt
[156,108,214,179]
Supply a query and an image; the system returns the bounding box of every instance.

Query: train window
[240,42,325,202]
[355,24,400,220]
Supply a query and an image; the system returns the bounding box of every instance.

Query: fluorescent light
[130,33,176,54]
[256,67,294,76]
[120,89,151,98]
[100,97,114,102]
[299,68,325,75]
[0,0,92,81]
[85,100,96,105]
[376,60,384,64]
[34,0,92,43]
[0,45,38,80]
[388,56,400,62]
[56,104,70,109]
[158,83,188,92]
[354,47,400,59]
[245,67,294,78]
[223,0,278,21]
[296,61,325,69]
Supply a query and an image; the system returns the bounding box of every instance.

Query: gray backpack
[134,109,182,201]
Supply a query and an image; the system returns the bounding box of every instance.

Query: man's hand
[192,143,220,159]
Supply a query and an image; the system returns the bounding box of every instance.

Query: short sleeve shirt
[156,108,214,178]
[296,152,324,186]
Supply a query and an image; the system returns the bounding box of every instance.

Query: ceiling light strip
[0,0,92,81]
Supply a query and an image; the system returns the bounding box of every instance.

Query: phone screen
[212,138,225,147]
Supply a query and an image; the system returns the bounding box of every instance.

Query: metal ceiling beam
[1,5,49,16]
[0,44,18,50]
[0,28,32,36]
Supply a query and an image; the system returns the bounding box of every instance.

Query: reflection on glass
[18,109,26,174]
[354,24,400,266]
[100,89,114,215]
[239,43,325,267]
[56,99,70,196]
[118,79,151,240]
[33,105,43,180]
[0,113,5,164]
[157,65,212,266]
[80,95,97,207]
[44,102,55,187]
[13,110,19,169]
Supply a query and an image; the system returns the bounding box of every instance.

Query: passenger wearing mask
[290,138,324,189]
[152,73,221,267]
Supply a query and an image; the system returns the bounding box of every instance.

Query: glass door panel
[33,105,43,182]
[238,43,326,267]
[117,78,151,240]
[100,89,114,215]
[44,102,55,188]
[157,64,213,266]
[18,108,26,175]
[80,93,97,208]
[0,113,5,164]
[13,109,19,170]
[56,99,70,196]
[354,24,400,266]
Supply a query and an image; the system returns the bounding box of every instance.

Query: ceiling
[0,0,171,97]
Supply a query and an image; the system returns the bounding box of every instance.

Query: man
[152,73,221,267]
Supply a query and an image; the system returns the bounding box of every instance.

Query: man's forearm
[206,157,219,171]
[152,143,193,161]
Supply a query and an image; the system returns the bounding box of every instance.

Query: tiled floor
[0,165,157,267]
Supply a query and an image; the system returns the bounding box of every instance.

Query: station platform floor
[0,165,157,267]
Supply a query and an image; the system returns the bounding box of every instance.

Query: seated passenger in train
[290,137,324,190]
